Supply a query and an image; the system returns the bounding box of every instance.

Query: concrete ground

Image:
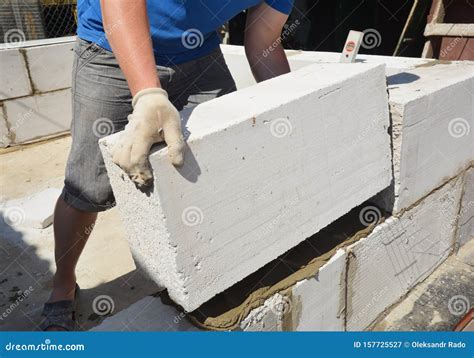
[0,136,472,331]
[0,136,160,331]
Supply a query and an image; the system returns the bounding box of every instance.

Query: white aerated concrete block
[3,89,71,144]
[289,249,346,331]
[1,188,61,229]
[221,45,436,90]
[0,106,10,146]
[100,63,391,311]
[240,294,286,331]
[0,48,32,100]
[458,167,474,247]
[289,51,434,76]
[25,42,74,93]
[384,63,473,213]
[346,175,463,331]
[242,249,347,331]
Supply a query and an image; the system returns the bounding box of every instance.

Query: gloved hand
[111,88,185,187]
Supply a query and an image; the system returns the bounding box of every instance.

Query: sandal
[40,283,80,331]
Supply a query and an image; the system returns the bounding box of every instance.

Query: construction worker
[41,0,294,331]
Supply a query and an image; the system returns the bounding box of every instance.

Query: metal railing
[0,0,77,45]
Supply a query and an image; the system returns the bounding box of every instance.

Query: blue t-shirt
[77,0,293,66]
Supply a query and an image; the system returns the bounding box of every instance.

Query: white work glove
[111,88,185,187]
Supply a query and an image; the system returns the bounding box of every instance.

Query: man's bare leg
[48,197,97,303]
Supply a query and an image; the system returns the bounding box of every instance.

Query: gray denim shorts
[62,38,236,212]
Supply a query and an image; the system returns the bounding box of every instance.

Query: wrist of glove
[111,87,185,187]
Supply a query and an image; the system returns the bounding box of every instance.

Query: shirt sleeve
[264,0,294,15]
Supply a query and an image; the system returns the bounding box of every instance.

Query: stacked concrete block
[346,175,464,330]
[240,249,347,331]
[458,168,474,247]
[0,48,32,100]
[92,170,463,332]
[288,51,435,76]
[100,62,392,311]
[378,63,473,213]
[0,40,451,147]
[2,89,71,144]
[0,106,9,147]
[227,174,464,332]
[220,45,436,90]
[93,250,347,332]
[24,41,74,93]
[0,39,75,147]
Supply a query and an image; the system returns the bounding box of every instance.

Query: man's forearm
[244,3,290,83]
[101,0,159,96]
[246,43,290,82]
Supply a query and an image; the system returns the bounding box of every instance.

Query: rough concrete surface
[24,42,75,93]
[383,63,473,213]
[0,48,32,100]
[3,89,72,144]
[374,239,474,331]
[100,63,392,311]
[346,175,464,331]
[458,167,474,247]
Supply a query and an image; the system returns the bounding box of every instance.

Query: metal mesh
[0,0,77,45]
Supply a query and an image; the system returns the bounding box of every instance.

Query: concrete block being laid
[100,62,392,311]
[379,63,473,213]
[346,175,464,331]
